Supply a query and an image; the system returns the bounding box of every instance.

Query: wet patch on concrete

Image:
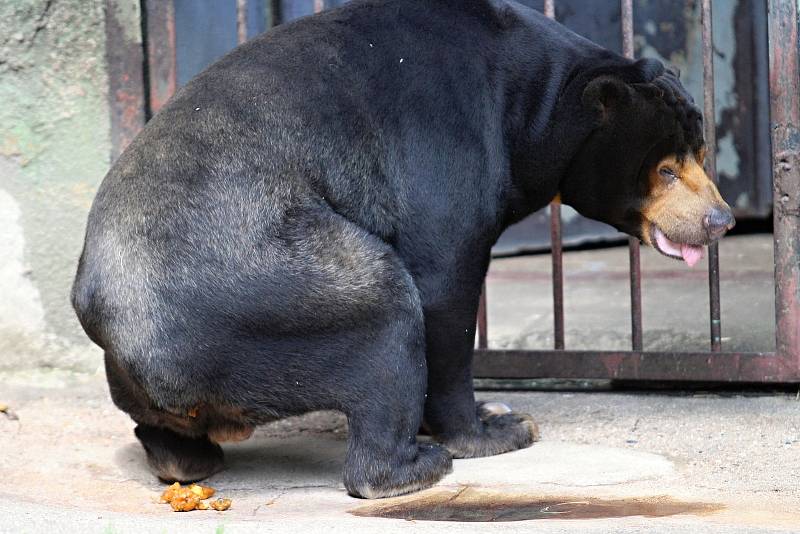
[349,487,724,522]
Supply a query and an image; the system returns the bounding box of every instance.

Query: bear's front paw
[440,402,540,459]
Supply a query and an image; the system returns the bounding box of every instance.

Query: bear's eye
[659,167,678,183]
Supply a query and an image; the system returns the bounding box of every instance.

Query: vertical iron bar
[144,0,177,116]
[620,0,634,54]
[768,0,800,372]
[702,0,722,352]
[266,0,280,27]
[628,239,643,351]
[237,0,248,44]
[478,283,488,349]
[544,0,564,350]
[550,204,565,349]
[107,0,146,159]
[543,0,554,19]
[621,0,643,351]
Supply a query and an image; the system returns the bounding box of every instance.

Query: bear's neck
[498,32,634,227]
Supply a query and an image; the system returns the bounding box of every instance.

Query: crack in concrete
[27,0,54,48]
[257,489,288,513]
[446,486,469,503]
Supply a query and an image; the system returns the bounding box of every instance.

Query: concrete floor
[2,373,800,532]
[2,234,797,533]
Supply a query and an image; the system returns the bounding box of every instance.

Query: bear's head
[560,59,734,266]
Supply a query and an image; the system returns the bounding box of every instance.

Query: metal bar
[144,0,177,115]
[543,0,554,19]
[702,0,723,352]
[620,0,634,57]
[266,0,280,27]
[550,204,565,349]
[620,0,643,351]
[472,349,796,382]
[628,241,643,350]
[544,0,564,350]
[478,283,488,349]
[768,0,800,368]
[237,0,248,44]
[106,0,146,160]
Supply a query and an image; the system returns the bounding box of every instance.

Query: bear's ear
[582,76,632,122]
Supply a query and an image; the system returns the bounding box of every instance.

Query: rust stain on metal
[106,0,146,160]
[550,203,565,350]
[145,0,177,115]
[600,353,626,378]
[769,0,800,371]
[472,349,797,382]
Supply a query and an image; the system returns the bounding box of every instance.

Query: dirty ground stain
[349,487,724,522]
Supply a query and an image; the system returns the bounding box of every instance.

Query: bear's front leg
[422,289,540,458]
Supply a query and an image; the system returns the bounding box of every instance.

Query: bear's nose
[703,207,735,240]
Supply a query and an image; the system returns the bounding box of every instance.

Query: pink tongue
[680,244,704,267]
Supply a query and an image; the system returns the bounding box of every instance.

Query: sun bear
[72,0,733,498]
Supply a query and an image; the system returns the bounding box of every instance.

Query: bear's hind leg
[342,305,452,499]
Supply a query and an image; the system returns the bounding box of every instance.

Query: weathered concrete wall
[0,0,139,374]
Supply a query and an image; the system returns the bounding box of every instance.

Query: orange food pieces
[159,482,182,503]
[168,493,201,512]
[190,484,215,499]
[157,482,230,512]
[210,498,232,511]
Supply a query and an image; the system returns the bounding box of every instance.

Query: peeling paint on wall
[717,132,741,180]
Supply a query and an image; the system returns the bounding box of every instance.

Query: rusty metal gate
[474,0,800,383]
[104,0,800,383]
